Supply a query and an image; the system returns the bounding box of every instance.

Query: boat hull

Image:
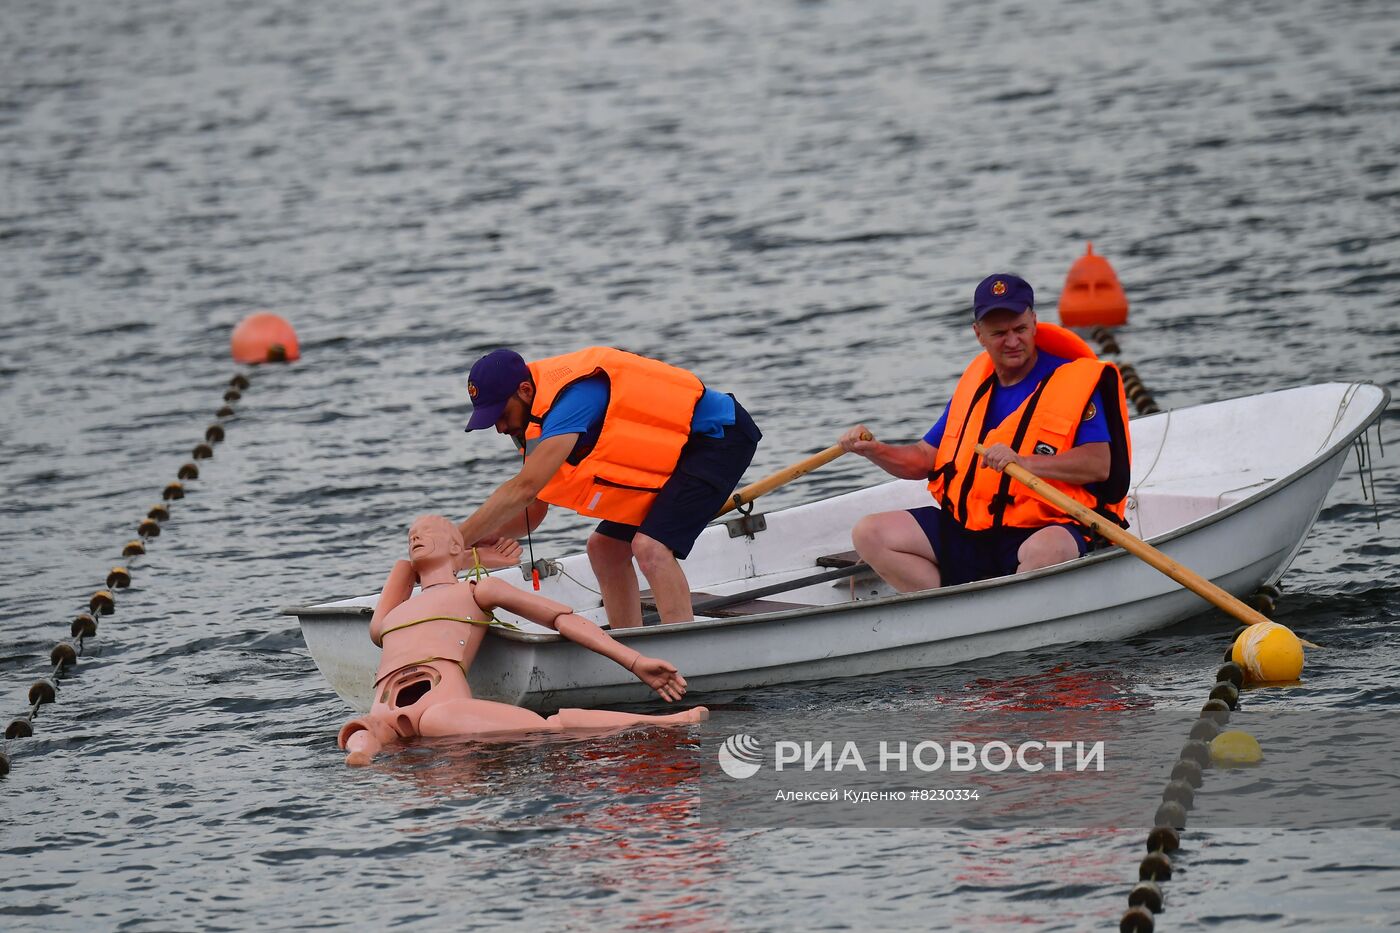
[291,382,1387,712]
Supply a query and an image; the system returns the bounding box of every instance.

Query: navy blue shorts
[595,397,761,560]
[907,505,1088,587]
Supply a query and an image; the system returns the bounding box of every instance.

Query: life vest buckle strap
[988,492,1017,514]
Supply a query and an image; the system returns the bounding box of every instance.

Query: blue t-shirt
[922,352,1110,448]
[537,377,734,451]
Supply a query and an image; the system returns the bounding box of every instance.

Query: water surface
[3,0,1398,929]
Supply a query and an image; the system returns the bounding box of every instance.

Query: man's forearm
[1020,443,1111,485]
[488,501,548,539]
[865,442,937,480]
[457,478,541,547]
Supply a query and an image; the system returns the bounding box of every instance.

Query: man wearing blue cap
[837,273,1132,592]
[454,346,761,628]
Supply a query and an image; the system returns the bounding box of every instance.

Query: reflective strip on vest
[525,347,704,525]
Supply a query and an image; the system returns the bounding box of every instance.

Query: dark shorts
[595,397,761,560]
[907,505,1089,587]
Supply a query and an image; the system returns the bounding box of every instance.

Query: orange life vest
[523,347,704,525]
[927,323,1132,531]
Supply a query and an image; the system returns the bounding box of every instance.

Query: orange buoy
[231,312,300,364]
[1058,242,1129,327]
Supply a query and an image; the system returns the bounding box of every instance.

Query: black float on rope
[89,590,114,615]
[6,719,33,740]
[1178,740,1211,768]
[1188,717,1220,742]
[1208,681,1240,710]
[1120,905,1155,932]
[1201,698,1231,721]
[1169,758,1203,789]
[1146,827,1180,853]
[1215,661,1244,689]
[1153,801,1187,830]
[1129,881,1164,913]
[1139,851,1173,881]
[28,679,57,706]
[1161,780,1195,809]
[1246,591,1275,615]
[50,641,78,670]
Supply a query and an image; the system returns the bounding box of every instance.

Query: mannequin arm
[369,559,417,645]
[471,578,687,701]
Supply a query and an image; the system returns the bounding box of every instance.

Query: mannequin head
[407,515,464,576]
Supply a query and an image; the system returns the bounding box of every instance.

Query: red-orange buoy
[1058,242,1128,327]
[231,312,300,364]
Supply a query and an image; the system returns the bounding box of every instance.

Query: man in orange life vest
[838,273,1131,592]
[455,347,761,627]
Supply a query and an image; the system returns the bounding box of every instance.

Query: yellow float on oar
[1210,730,1263,766]
[1230,621,1305,683]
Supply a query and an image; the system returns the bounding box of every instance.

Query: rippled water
[3,0,1398,929]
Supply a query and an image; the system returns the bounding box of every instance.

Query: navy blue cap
[973,273,1034,321]
[464,348,529,431]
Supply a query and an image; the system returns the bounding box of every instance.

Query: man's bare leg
[632,532,694,625]
[851,511,942,593]
[587,532,643,629]
[1017,525,1081,573]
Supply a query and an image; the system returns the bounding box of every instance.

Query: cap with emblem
[464,348,530,432]
[973,273,1034,321]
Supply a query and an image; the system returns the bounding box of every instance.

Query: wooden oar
[716,433,871,519]
[974,443,1276,630]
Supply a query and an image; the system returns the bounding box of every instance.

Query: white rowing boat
[288,382,1388,712]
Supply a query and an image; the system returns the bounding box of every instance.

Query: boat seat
[815,549,882,589]
[815,549,861,568]
[639,591,815,619]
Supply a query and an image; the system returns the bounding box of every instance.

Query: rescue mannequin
[338,515,706,766]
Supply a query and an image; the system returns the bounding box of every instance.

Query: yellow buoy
[1210,730,1263,766]
[1230,621,1304,683]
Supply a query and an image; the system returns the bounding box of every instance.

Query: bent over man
[456,346,761,627]
[839,273,1131,592]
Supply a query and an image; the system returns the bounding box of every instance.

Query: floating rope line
[0,371,253,780]
[1117,584,1284,933]
[1085,325,1162,417]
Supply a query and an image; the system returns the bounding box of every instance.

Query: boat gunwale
[284,382,1389,642]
